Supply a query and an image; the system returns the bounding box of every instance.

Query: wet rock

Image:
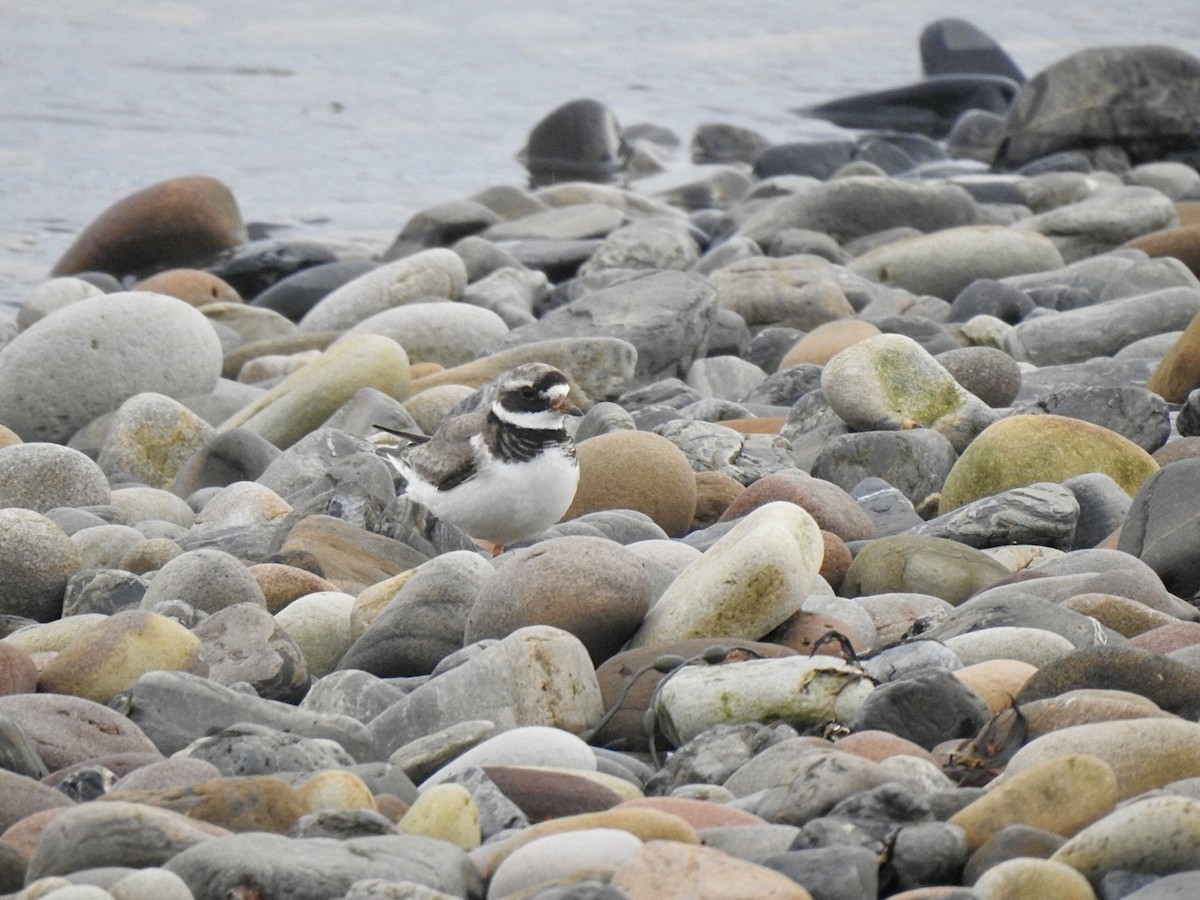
[52,175,246,279]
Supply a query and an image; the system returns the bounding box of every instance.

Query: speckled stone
[950,753,1118,852]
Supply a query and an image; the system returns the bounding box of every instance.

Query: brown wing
[400,409,487,491]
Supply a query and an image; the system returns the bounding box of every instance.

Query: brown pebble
[691,470,745,530]
[0,643,38,695]
[249,562,341,614]
[134,269,242,307]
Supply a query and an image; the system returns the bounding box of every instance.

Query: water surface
[2,1,1198,304]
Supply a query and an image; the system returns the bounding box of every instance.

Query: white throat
[493,401,566,431]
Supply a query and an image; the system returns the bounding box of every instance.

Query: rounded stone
[171,428,282,497]
[111,486,195,528]
[38,609,205,703]
[936,346,1023,408]
[954,659,1039,715]
[564,430,698,538]
[490,828,644,900]
[192,603,308,702]
[0,642,38,695]
[0,292,224,443]
[939,414,1158,514]
[109,867,196,900]
[0,509,81,622]
[17,276,106,329]
[717,471,876,542]
[273,591,356,680]
[401,383,476,435]
[945,626,1075,668]
[298,248,468,334]
[821,332,996,453]
[0,443,110,513]
[397,783,481,849]
[341,300,509,369]
[628,501,824,648]
[691,470,745,530]
[52,175,246,279]
[420,725,597,791]
[192,481,291,534]
[610,833,813,899]
[338,550,491,677]
[134,268,242,307]
[140,548,266,615]
[219,334,411,450]
[296,769,377,815]
[1147,304,1200,402]
[0,694,160,771]
[465,536,654,665]
[119,538,184,575]
[519,97,628,185]
[779,319,883,369]
[656,655,872,746]
[1016,645,1200,719]
[483,765,628,820]
[250,563,340,615]
[1051,795,1200,885]
[97,393,217,489]
[971,857,1097,900]
[1002,718,1200,800]
[949,753,1118,852]
[841,534,1010,605]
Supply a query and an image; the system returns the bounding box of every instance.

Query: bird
[374,362,583,553]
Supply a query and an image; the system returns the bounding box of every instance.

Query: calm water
[2,0,1199,306]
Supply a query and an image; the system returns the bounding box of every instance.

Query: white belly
[406,445,580,545]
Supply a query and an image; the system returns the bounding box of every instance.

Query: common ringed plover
[376,362,583,552]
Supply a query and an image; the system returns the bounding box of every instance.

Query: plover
[376,362,583,552]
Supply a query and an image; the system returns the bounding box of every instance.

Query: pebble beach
[8,12,1200,900]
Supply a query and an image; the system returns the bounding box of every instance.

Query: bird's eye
[520,386,537,399]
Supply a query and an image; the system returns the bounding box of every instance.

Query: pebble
[1052,795,1200,885]
[1006,286,1200,366]
[654,655,873,746]
[123,669,375,760]
[609,839,813,900]
[191,602,308,702]
[219,334,411,450]
[821,333,997,453]
[849,225,1064,299]
[938,413,1158,514]
[813,429,958,508]
[338,550,491,677]
[397,782,481,849]
[842,534,1009,605]
[1002,718,1200,800]
[466,536,652,665]
[37,609,205,703]
[0,443,110,513]
[367,626,603,753]
[0,292,223,444]
[52,175,246,279]
[627,501,824,648]
[971,857,1098,900]
[0,509,81,621]
[165,832,480,899]
[949,753,1118,852]
[12,34,1200,899]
